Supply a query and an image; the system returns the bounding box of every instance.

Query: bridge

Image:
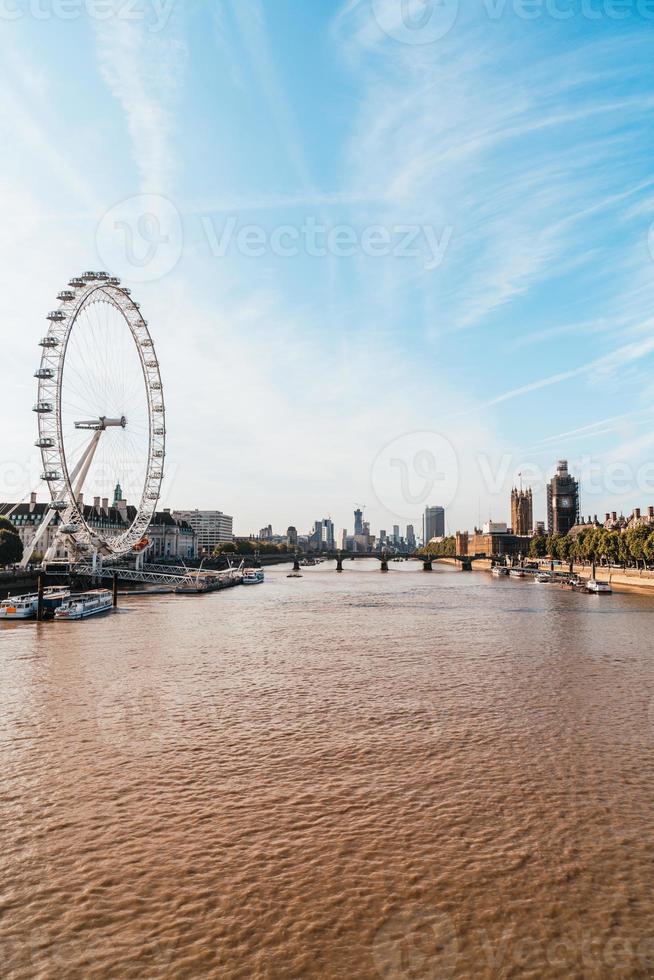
[286,553,482,572]
[44,559,244,591]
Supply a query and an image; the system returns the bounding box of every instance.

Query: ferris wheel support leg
[34,430,105,567]
[70,429,104,499]
[19,508,57,568]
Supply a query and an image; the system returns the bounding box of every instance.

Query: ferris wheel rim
[34,273,165,560]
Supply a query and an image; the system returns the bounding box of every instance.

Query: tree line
[417,526,654,569]
[418,537,457,558]
[0,518,24,566]
[213,540,293,556]
[529,525,654,569]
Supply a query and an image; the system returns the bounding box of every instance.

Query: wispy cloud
[92,3,186,194]
[481,337,654,410]
[332,6,654,338]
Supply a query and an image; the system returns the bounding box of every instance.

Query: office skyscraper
[423,506,445,542]
[354,508,364,536]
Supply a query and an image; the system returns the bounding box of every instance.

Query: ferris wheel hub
[74,416,127,431]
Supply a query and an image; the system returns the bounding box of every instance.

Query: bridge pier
[423,559,432,572]
[459,558,472,572]
[381,558,389,572]
[293,554,301,572]
[336,555,343,572]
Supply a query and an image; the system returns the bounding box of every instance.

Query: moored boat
[492,567,509,577]
[243,568,264,585]
[535,573,552,584]
[54,589,113,620]
[587,579,612,594]
[0,587,70,620]
[0,594,39,620]
[509,568,526,578]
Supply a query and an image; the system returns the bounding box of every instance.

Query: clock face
[560,497,571,509]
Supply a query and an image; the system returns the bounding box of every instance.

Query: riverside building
[171,509,234,555]
[511,486,533,536]
[1,494,196,561]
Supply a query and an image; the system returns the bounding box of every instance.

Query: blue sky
[2,0,654,537]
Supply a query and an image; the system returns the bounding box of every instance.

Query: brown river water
[1,560,653,979]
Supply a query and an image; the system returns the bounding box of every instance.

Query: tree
[644,531,654,569]
[0,530,23,566]
[618,533,631,568]
[0,517,16,534]
[555,535,572,562]
[420,536,456,558]
[604,531,621,566]
[529,534,547,559]
[214,542,237,555]
[583,528,601,565]
[546,534,562,559]
[625,526,650,570]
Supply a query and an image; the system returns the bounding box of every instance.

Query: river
[1,560,653,978]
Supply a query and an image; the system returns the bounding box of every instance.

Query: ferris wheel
[24,271,165,565]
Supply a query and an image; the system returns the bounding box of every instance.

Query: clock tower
[547,460,580,535]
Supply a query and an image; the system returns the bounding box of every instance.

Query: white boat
[0,594,39,619]
[243,568,264,585]
[0,587,70,620]
[509,568,526,578]
[587,579,612,594]
[54,589,113,620]
[492,567,509,577]
[534,573,552,584]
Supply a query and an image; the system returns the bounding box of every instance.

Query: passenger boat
[587,579,612,594]
[243,568,264,585]
[0,587,70,620]
[534,573,553,584]
[54,589,113,620]
[509,568,526,578]
[492,567,509,577]
[0,594,39,619]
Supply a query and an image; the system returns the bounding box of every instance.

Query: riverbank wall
[434,557,654,595]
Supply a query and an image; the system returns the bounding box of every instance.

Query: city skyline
[2,6,654,536]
